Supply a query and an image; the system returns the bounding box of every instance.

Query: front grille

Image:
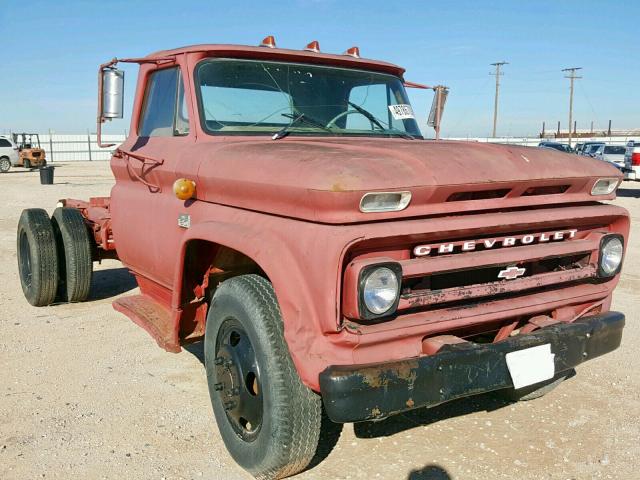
[404,252,589,292]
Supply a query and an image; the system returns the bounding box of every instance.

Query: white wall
[10,133,640,162]
[30,134,126,162]
[445,136,636,147]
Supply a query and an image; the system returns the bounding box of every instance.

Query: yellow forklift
[12,133,47,169]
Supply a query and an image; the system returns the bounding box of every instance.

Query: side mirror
[101,68,124,120]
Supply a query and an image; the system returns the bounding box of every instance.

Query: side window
[139,68,189,137]
[0,139,12,147]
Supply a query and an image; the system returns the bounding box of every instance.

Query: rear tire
[51,207,93,302]
[0,157,10,173]
[205,275,322,479]
[17,209,58,306]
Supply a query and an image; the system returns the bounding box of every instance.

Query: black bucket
[39,166,54,185]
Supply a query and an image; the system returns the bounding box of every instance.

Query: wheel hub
[214,322,263,441]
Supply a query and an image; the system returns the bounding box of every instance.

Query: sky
[0,0,638,138]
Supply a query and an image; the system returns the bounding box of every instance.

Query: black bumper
[320,312,624,423]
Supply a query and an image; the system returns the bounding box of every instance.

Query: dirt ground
[1,162,639,480]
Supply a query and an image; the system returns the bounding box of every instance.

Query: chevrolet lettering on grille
[413,229,578,257]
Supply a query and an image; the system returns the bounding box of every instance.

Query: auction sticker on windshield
[388,104,415,120]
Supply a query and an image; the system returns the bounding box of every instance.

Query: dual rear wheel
[17,207,93,306]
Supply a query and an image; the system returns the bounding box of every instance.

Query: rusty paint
[406,398,414,408]
[359,360,420,389]
[398,265,598,311]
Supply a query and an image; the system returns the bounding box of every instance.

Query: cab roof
[146,43,406,77]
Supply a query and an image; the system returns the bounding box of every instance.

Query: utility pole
[490,61,508,138]
[562,67,582,148]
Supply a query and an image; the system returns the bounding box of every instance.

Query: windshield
[196,59,422,138]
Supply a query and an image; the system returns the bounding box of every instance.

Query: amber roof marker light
[344,46,360,58]
[304,41,321,53]
[260,35,277,48]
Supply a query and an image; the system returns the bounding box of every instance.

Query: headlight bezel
[358,262,403,320]
[598,234,624,277]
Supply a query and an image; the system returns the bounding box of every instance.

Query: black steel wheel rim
[214,318,263,442]
[19,230,32,289]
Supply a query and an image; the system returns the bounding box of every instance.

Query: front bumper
[319,312,624,423]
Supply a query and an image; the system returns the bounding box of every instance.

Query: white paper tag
[505,344,555,389]
[388,104,415,120]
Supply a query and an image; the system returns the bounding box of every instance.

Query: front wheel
[23,159,31,169]
[205,275,322,479]
[0,157,10,173]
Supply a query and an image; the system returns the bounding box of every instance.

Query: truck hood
[193,137,622,224]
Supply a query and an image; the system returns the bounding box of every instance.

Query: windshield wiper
[348,101,415,140]
[272,112,333,140]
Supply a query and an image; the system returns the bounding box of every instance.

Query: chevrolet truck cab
[17,38,628,479]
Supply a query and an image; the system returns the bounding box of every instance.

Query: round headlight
[363,267,400,315]
[600,236,623,276]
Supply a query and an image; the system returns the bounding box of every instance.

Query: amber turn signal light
[173,178,196,200]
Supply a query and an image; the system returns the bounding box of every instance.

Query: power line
[490,61,508,137]
[562,67,582,147]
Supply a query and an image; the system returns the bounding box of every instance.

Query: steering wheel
[325,110,379,130]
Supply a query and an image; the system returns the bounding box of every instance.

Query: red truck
[16,38,628,479]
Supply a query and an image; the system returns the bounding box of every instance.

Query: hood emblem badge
[498,266,526,280]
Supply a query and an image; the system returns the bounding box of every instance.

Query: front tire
[23,159,31,169]
[17,209,59,306]
[205,275,322,479]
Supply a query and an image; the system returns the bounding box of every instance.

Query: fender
[172,219,344,389]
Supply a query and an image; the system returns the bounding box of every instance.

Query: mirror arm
[404,81,431,89]
[96,56,175,149]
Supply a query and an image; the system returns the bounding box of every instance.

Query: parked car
[624,140,640,180]
[0,135,20,173]
[581,142,606,156]
[574,142,584,154]
[593,145,627,170]
[538,141,574,153]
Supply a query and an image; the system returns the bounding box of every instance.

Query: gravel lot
[1,162,639,480]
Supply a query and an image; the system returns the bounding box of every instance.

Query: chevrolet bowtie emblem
[498,266,526,280]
